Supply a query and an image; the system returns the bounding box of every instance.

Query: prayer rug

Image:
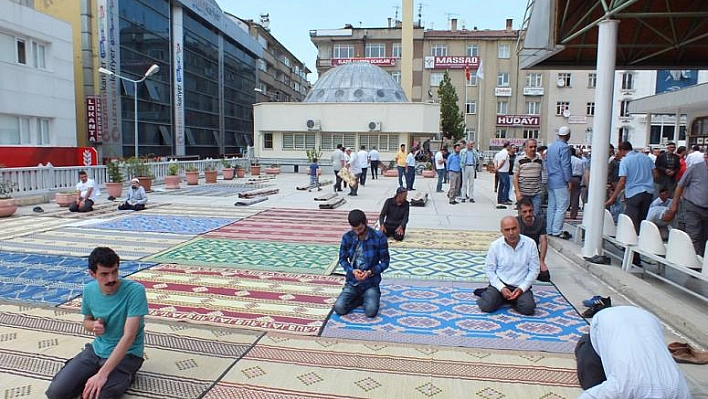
[145,238,338,274]
[0,216,70,240]
[0,304,260,399]
[60,265,344,335]
[386,249,487,281]
[0,251,154,305]
[234,196,268,206]
[151,183,268,197]
[89,214,237,235]
[140,204,261,219]
[203,334,582,399]
[38,202,168,219]
[0,227,192,260]
[388,229,501,251]
[321,280,588,353]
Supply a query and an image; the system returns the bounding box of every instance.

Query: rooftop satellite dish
[556,78,566,87]
[563,109,571,118]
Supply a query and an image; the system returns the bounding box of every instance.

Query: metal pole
[134,81,138,158]
[582,19,619,259]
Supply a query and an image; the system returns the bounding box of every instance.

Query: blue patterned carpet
[90,214,238,235]
[321,280,588,353]
[0,251,155,304]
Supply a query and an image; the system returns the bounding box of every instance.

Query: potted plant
[383,160,398,177]
[185,165,199,185]
[165,162,181,189]
[235,164,246,178]
[422,162,436,178]
[125,157,154,192]
[265,163,281,175]
[105,161,124,198]
[221,158,235,180]
[204,163,218,183]
[0,177,18,217]
[251,158,261,176]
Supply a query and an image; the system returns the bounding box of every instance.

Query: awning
[630,82,708,114]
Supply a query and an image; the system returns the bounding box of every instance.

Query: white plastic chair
[666,229,702,270]
[638,220,666,256]
[615,214,637,246]
[603,209,616,237]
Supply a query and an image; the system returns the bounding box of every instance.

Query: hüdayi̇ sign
[496,115,541,127]
[331,58,397,66]
[424,56,479,69]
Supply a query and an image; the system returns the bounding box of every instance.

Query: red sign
[425,56,479,69]
[496,115,541,127]
[86,96,103,143]
[0,147,97,167]
[331,58,397,66]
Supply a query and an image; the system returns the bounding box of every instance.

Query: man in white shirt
[346,148,362,196]
[357,145,369,186]
[494,143,512,205]
[369,146,380,180]
[405,148,416,191]
[331,144,346,192]
[434,147,447,193]
[69,170,100,213]
[477,216,539,315]
[575,306,691,399]
[685,144,703,168]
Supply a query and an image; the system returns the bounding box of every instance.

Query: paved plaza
[1,169,707,398]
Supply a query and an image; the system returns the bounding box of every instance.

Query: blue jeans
[333,284,381,318]
[547,187,570,235]
[497,172,510,203]
[397,166,406,187]
[436,169,445,191]
[522,194,542,216]
[406,166,415,189]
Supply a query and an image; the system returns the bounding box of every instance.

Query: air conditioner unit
[368,121,381,131]
[306,119,321,130]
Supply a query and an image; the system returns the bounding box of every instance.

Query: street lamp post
[99,64,160,157]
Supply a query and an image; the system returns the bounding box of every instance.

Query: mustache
[105,281,117,286]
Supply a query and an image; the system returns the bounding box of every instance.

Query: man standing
[460,141,479,203]
[357,145,369,186]
[516,198,550,282]
[513,139,544,215]
[605,141,657,235]
[118,178,147,211]
[569,147,585,220]
[394,144,407,188]
[546,126,573,239]
[685,144,703,168]
[477,216,539,315]
[655,142,681,196]
[379,187,410,241]
[494,142,512,206]
[331,144,346,192]
[434,146,447,193]
[346,148,362,197]
[334,209,390,318]
[447,143,462,205]
[369,146,380,180]
[46,247,148,399]
[69,170,100,213]
[405,147,416,190]
[575,306,691,399]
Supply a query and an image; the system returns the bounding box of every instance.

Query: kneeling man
[477,216,539,315]
[334,209,390,318]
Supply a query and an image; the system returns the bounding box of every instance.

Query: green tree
[437,71,465,141]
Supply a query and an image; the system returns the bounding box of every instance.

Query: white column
[582,19,619,259]
[673,108,681,143]
[172,5,186,155]
[401,0,414,101]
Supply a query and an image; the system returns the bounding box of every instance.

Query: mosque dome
[304,62,408,103]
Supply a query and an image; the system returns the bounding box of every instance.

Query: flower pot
[164,175,181,189]
[105,182,123,198]
[0,198,18,217]
[236,169,246,178]
[137,176,153,192]
[222,168,235,180]
[205,170,218,183]
[55,192,75,207]
[383,169,398,177]
[251,165,261,176]
[422,170,436,178]
[186,171,199,185]
[265,167,281,175]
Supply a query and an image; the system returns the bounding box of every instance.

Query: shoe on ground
[436,190,444,193]
[582,295,611,308]
[582,303,608,318]
[449,200,458,205]
[469,198,475,203]
[461,198,466,203]
[558,231,572,240]
[503,200,514,205]
[473,287,487,297]
[496,205,507,209]
[669,343,708,364]
[537,270,551,282]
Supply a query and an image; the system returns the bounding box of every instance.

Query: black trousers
[623,191,653,234]
[370,160,379,179]
[334,170,343,191]
[574,333,607,390]
[382,223,405,241]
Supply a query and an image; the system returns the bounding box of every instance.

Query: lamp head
[145,64,160,77]
[98,67,113,76]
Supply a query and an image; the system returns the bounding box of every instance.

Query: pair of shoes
[668,342,708,364]
[436,190,444,193]
[408,188,416,191]
[469,198,476,203]
[317,188,322,191]
[461,198,466,203]
[473,287,487,297]
[496,205,507,209]
[582,296,611,308]
[449,200,458,205]
[32,206,44,213]
[347,193,358,196]
[537,270,551,282]
[581,296,611,318]
[503,200,513,206]
[557,231,572,240]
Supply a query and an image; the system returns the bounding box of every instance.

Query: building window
[392,43,402,58]
[333,45,354,58]
[526,73,542,87]
[0,114,49,145]
[32,41,46,69]
[588,73,597,88]
[465,102,476,114]
[620,100,631,117]
[430,72,444,87]
[321,134,356,150]
[586,102,595,116]
[523,129,539,139]
[263,133,273,149]
[497,72,510,87]
[497,43,510,59]
[467,74,478,87]
[365,43,385,58]
[431,44,447,56]
[556,101,570,115]
[526,101,541,115]
[621,72,634,90]
[558,73,571,87]
[619,126,630,142]
[496,129,507,138]
[282,133,316,150]
[466,44,478,57]
[496,101,508,115]
[391,71,401,83]
[37,118,50,145]
[16,38,26,65]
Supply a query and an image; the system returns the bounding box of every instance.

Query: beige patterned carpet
[388,229,501,251]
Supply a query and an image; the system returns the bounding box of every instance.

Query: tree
[437,71,466,141]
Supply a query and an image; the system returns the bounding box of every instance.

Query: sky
[218,0,529,82]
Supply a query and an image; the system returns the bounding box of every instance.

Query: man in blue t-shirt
[46,247,148,399]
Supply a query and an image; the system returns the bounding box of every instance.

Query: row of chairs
[603,209,708,301]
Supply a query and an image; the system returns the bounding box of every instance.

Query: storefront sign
[568,115,588,124]
[495,87,512,97]
[331,58,397,66]
[523,87,544,96]
[496,115,541,127]
[489,138,527,147]
[86,97,103,143]
[424,55,479,69]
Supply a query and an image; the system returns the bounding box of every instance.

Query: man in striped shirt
[513,138,544,216]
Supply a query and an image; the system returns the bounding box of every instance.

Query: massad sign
[331,58,397,66]
[496,115,540,127]
[424,56,479,69]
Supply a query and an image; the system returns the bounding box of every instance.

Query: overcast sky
[219,0,528,81]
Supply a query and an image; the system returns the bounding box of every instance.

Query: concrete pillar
[401,0,414,101]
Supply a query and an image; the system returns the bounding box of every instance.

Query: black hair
[619,141,633,151]
[360,145,366,150]
[78,170,88,176]
[517,197,534,210]
[348,209,367,227]
[312,158,318,163]
[88,247,120,272]
[537,145,547,152]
